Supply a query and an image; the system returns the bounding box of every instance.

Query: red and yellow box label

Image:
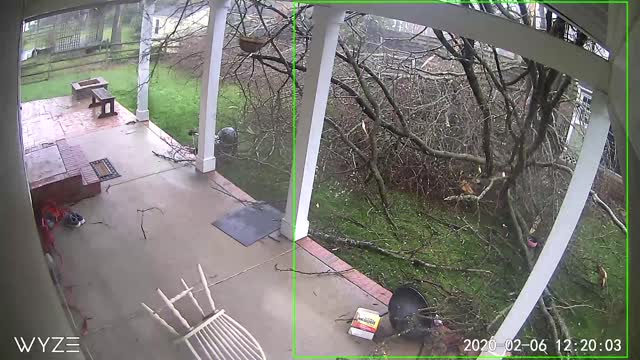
[348,308,380,340]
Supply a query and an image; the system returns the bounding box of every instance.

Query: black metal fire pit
[388,285,433,339]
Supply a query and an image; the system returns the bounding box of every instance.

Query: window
[154,19,160,35]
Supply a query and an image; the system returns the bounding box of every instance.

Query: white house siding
[151,8,209,40]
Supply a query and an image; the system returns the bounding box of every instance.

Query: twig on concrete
[137,207,164,240]
[209,183,264,208]
[334,315,355,323]
[152,150,195,163]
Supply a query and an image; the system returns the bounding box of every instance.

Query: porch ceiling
[23,0,610,45]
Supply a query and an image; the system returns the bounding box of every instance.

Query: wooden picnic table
[89,87,118,118]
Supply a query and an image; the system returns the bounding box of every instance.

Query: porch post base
[136,109,149,121]
[280,217,309,241]
[195,156,216,173]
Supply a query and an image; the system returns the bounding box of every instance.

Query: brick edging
[296,237,392,306]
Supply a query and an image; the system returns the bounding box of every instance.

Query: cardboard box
[348,308,380,340]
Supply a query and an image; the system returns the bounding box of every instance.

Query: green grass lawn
[309,180,626,350]
[21,47,140,79]
[102,23,139,44]
[21,63,244,144]
[310,183,520,335]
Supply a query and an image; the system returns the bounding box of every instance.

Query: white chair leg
[182,278,205,317]
[141,302,179,336]
[157,288,191,330]
[198,264,216,312]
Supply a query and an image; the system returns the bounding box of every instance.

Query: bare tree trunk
[92,7,106,43]
[434,31,494,176]
[111,4,122,49]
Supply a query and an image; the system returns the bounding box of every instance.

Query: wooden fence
[22,24,56,48]
[20,41,177,85]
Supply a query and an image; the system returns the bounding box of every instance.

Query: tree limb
[311,230,493,275]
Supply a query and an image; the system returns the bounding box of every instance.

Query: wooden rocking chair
[141,264,266,360]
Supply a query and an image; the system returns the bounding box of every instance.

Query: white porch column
[280,6,345,240]
[480,90,611,357]
[195,0,231,173]
[136,0,155,121]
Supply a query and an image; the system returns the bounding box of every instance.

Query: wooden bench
[88,87,118,118]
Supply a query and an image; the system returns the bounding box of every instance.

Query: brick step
[59,140,100,186]
[29,141,101,207]
[80,164,100,186]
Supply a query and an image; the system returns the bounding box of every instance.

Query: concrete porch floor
[24,99,423,358]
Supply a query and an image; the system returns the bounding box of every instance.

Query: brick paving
[24,144,66,183]
[21,95,135,206]
[21,95,136,152]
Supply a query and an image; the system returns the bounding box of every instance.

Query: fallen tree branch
[538,297,562,357]
[310,230,492,275]
[486,303,513,331]
[590,191,627,234]
[507,191,569,355]
[415,277,454,297]
[530,161,626,234]
[252,53,490,166]
[551,303,605,313]
[444,176,504,202]
[547,297,573,355]
[274,264,354,276]
[227,153,291,175]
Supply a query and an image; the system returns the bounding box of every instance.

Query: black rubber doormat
[213,204,282,247]
[90,158,121,181]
